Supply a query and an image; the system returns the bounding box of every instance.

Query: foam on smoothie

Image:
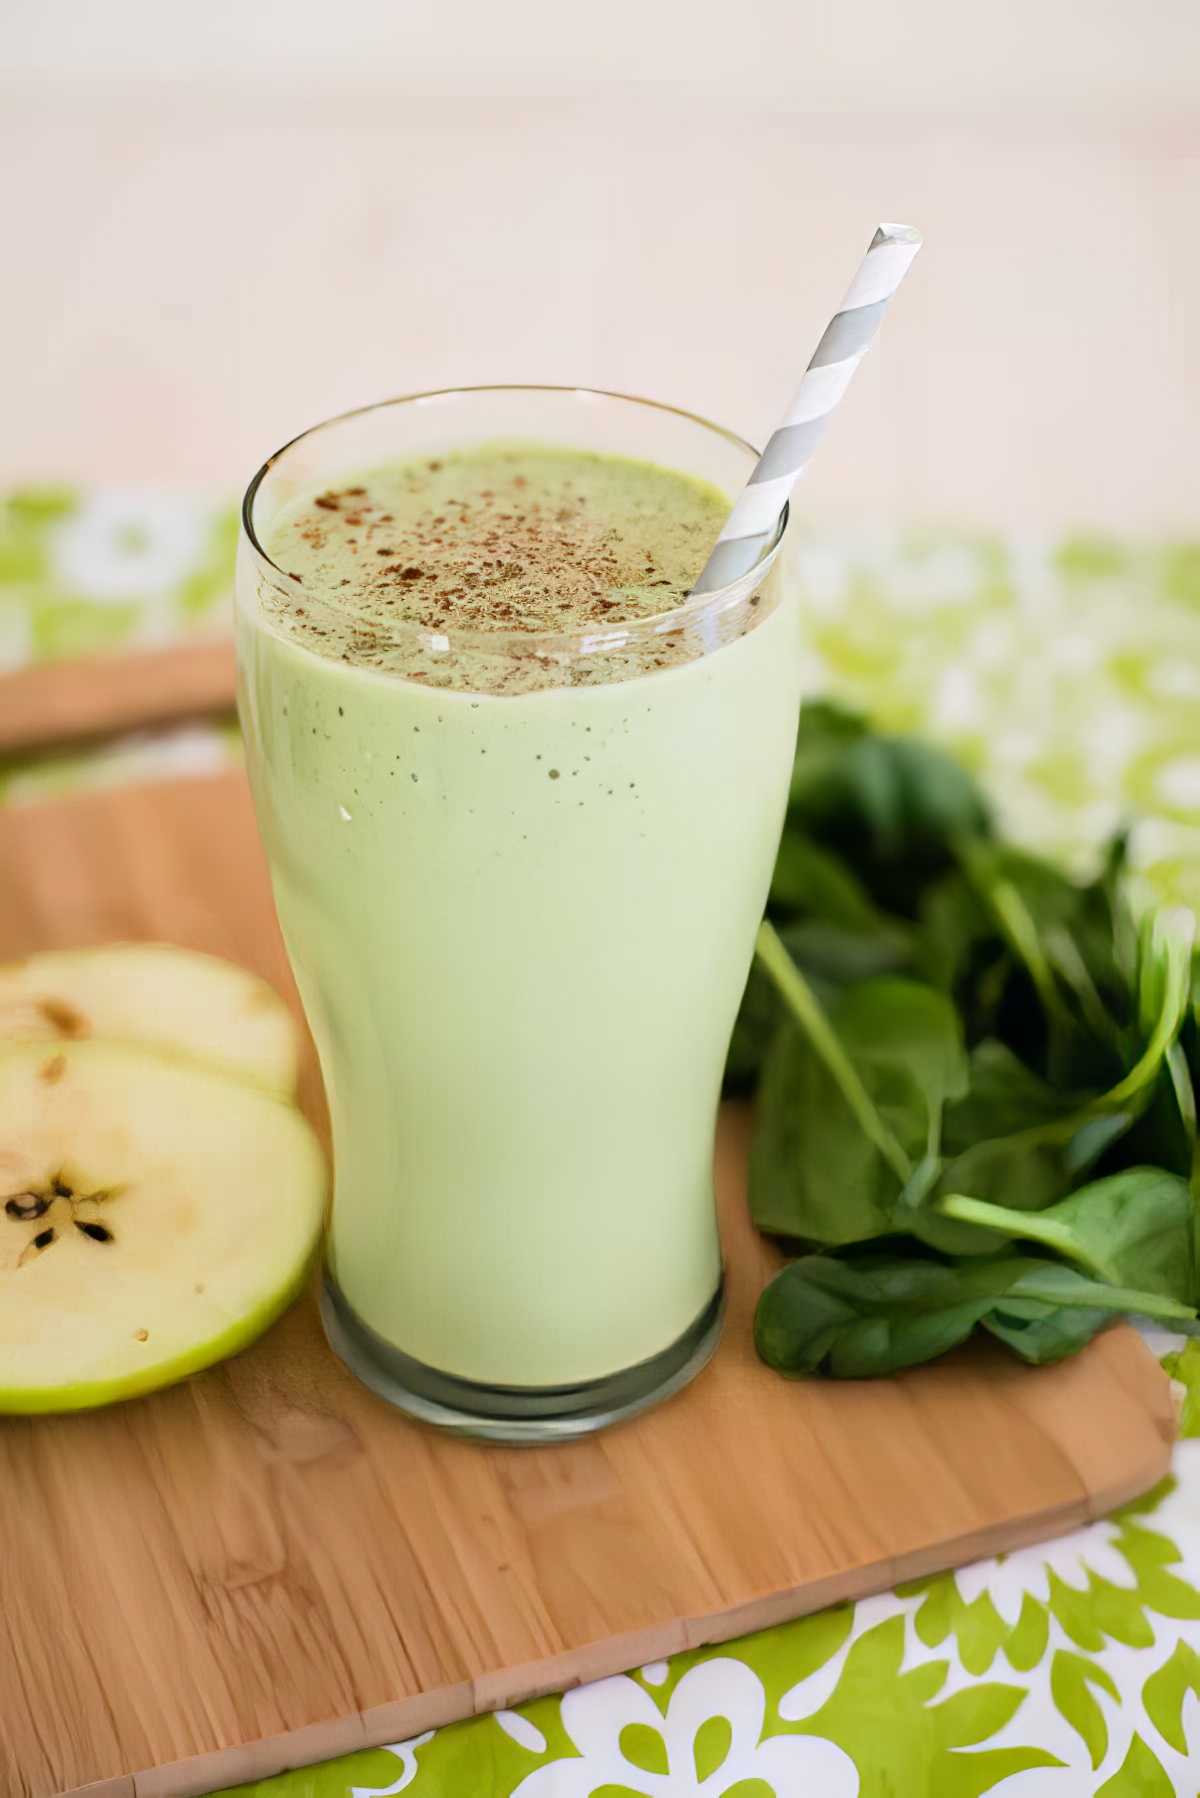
[259,445,729,661]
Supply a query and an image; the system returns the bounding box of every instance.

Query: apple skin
[0,1254,319,1415]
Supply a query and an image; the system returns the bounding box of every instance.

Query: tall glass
[236,387,800,1440]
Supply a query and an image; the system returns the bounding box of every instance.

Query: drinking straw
[691,222,922,595]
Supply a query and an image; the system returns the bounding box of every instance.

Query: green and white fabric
[5,488,1200,1795]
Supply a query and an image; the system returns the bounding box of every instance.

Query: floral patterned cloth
[5,490,1200,1795]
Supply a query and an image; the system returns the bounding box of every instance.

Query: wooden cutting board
[0,640,237,755]
[0,771,1176,1798]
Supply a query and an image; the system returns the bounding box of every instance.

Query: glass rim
[239,384,788,660]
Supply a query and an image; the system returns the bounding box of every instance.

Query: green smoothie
[237,439,800,1395]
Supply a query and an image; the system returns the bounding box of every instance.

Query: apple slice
[0,943,300,1100]
[0,1039,326,1412]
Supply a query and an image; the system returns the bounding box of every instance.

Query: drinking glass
[236,387,800,1440]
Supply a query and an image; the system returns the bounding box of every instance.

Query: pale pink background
[3,0,1199,528]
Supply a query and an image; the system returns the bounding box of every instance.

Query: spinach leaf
[755,1253,1008,1378]
[943,1039,1089,1151]
[959,842,1129,1091]
[748,927,970,1244]
[1105,908,1196,1109]
[915,1137,1076,1256]
[723,908,910,1097]
[753,923,914,1182]
[932,915,1195,1215]
[913,868,1001,1000]
[786,707,992,918]
[834,976,969,1144]
[748,1018,902,1244]
[772,922,913,989]
[938,1166,1200,1303]
[981,1300,1115,1364]
[769,834,894,931]
[1170,1039,1198,1145]
[730,701,1200,1382]
[754,1250,1197,1379]
[928,1043,1127,1234]
[1102,1057,1195,1180]
[991,1259,1198,1320]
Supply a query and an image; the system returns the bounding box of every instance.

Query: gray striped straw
[691,222,922,595]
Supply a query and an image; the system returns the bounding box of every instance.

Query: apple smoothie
[236,391,801,1436]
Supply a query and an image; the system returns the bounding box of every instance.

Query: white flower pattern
[510,1659,858,1796]
[350,1731,434,1796]
[51,491,208,602]
[950,1518,1140,1626]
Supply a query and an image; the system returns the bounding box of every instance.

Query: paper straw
[691,222,922,595]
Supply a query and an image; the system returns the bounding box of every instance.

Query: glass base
[318,1271,725,1444]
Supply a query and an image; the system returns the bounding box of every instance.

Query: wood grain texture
[0,639,236,754]
[0,771,1176,1798]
